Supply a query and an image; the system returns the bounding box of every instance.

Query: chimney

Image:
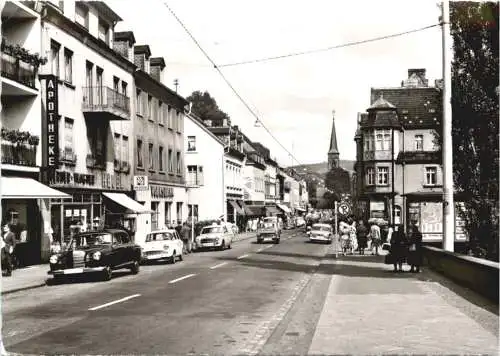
[134,45,152,72]
[404,68,429,87]
[113,31,136,60]
[150,57,166,83]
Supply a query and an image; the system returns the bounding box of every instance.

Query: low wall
[423,246,499,303]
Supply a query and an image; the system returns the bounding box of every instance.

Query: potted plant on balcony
[1,38,48,69]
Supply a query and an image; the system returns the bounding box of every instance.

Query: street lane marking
[210,262,228,269]
[169,273,196,284]
[88,294,141,311]
[237,254,249,259]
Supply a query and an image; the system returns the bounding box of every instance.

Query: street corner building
[353,68,467,245]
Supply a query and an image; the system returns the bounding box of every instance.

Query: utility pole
[441,0,455,252]
[174,78,179,93]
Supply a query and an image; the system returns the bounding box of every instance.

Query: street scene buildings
[1,1,498,355]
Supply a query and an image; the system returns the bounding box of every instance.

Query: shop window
[164,202,172,226]
[176,202,183,224]
[151,202,159,230]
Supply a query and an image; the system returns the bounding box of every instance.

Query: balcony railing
[82,86,130,120]
[60,148,77,166]
[1,52,36,88]
[114,159,130,173]
[86,154,105,169]
[1,141,37,166]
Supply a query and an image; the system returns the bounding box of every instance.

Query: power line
[161,0,304,166]
[218,24,441,68]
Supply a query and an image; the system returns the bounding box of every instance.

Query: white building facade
[184,113,225,222]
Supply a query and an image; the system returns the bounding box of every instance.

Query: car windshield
[71,233,113,249]
[312,226,331,232]
[202,226,222,234]
[260,222,275,228]
[146,232,173,242]
[263,218,276,224]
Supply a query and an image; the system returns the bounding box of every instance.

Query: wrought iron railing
[82,86,130,115]
[1,52,36,88]
[1,141,37,166]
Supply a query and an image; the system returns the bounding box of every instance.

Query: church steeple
[328,110,339,170]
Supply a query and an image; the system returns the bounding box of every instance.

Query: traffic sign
[338,202,351,216]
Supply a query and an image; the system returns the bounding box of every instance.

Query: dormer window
[98,19,110,45]
[75,3,89,29]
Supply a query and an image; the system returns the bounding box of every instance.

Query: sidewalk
[308,246,499,355]
[1,264,49,295]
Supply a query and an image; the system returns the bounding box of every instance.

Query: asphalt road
[2,228,335,355]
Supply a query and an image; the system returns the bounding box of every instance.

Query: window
[364,134,374,151]
[137,139,143,167]
[121,81,128,97]
[89,125,105,162]
[151,202,159,230]
[158,102,164,125]
[377,167,389,185]
[374,130,391,150]
[187,136,196,151]
[168,148,173,172]
[64,48,72,83]
[177,111,183,132]
[425,167,437,185]
[148,143,154,170]
[113,76,119,92]
[415,135,423,151]
[64,118,74,155]
[147,95,153,120]
[122,136,129,164]
[198,166,204,185]
[136,90,142,115]
[176,151,181,174]
[187,165,204,186]
[75,3,89,29]
[383,132,391,151]
[96,67,103,105]
[375,134,383,151]
[159,146,164,171]
[114,133,121,160]
[164,202,172,226]
[50,40,60,77]
[98,19,110,44]
[176,202,183,224]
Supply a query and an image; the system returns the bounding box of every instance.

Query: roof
[86,2,122,22]
[114,31,136,45]
[370,87,442,129]
[367,96,396,110]
[185,112,225,147]
[328,112,339,154]
[134,45,151,58]
[150,57,166,69]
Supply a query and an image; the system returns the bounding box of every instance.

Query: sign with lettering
[133,176,148,191]
[151,184,174,199]
[49,170,127,191]
[45,75,59,167]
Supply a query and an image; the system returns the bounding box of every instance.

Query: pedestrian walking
[370,222,382,255]
[389,225,407,272]
[407,225,423,273]
[349,219,358,253]
[2,224,16,276]
[356,220,369,255]
[339,219,352,255]
[180,222,192,254]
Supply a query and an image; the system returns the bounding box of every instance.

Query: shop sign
[133,176,149,191]
[370,201,385,211]
[45,74,59,167]
[50,170,126,190]
[151,184,174,199]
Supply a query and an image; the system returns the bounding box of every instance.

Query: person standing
[180,222,192,254]
[2,224,16,276]
[407,225,423,273]
[339,219,351,255]
[356,220,369,255]
[370,222,382,255]
[390,225,407,272]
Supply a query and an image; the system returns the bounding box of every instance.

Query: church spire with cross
[328,109,340,170]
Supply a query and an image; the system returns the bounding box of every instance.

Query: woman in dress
[407,225,423,273]
[389,225,407,272]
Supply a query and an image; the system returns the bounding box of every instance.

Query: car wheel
[179,252,183,261]
[170,251,177,264]
[102,266,112,281]
[130,260,140,274]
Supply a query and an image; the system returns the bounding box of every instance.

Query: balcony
[86,154,105,170]
[82,86,130,120]
[114,159,130,173]
[1,129,39,167]
[60,149,77,166]
[0,40,41,95]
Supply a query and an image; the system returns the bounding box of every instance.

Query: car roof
[148,229,176,234]
[313,223,331,228]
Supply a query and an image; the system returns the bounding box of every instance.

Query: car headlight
[92,251,101,260]
[214,238,219,243]
[49,255,58,264]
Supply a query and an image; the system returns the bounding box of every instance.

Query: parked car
[48,229,141,282]
[139,229,184,264]
[284,219,295,230]
[257,219,281,244]
[295,216,306,227]
[307,223,333,244]
[195,224,233,250]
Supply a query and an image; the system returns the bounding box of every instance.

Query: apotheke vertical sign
[46,75,59,167]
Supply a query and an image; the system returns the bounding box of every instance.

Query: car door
[174,231,183,253]
[120,232,134,262]
[110,233,123,268]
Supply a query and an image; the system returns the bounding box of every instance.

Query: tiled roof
[396,151,442,164]
[361,109,401,129]
[370,87,442,128]
[368,96,396,110]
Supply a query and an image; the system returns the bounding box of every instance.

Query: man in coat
[2,224,16,276]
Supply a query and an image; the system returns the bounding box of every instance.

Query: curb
[2,281,47,296]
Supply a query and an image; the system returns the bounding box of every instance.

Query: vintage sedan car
[307,223,333,244]
[257,220,281,244]
[48,229,142,281]
[195,224,233,250]
[139,229,184,264]
[295,216,306,227]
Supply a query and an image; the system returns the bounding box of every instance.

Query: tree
[186,91,230,123]
[439,2,499,260]
[323,167,351,203]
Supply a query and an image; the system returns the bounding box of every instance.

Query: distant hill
[290,160,355,176]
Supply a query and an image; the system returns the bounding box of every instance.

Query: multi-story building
[1,1,70,265]
[184,113,225,223]
[354,68,465,242]
[252,142,280,215]
[29,2,150,256]
[125,41,189,240]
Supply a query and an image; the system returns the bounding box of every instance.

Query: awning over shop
[1,177,70,199]
[229,200,244,215]
[243,204,265,216]
[295,206,307,212]
[102,192,151,214]
[276,203,291,214]
[265,206,281,215]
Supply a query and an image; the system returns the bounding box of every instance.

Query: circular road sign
[338,203,351,216]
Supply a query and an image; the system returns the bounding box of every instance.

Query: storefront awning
[265,206,281,215]
[1,177,70,199]
[295,206,307,212]
[103,192,151,214]
[243,204,265,216]
[229,200,245,215]
[276,203,291,213]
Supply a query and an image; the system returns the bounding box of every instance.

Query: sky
[109,0,443,166]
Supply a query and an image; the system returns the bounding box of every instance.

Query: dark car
[48,229,141,282]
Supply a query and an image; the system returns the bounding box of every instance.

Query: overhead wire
[161,0,304,166]
[218,24,441,68]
